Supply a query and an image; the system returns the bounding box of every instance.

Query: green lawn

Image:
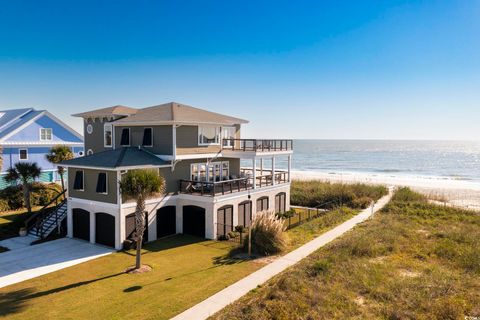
[0,235,264,320]
[211,188,480,320]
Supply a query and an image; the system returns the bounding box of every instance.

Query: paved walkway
[0,238,113,288]
[172,187,394,320]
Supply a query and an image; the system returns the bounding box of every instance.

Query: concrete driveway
[0,237,113,288]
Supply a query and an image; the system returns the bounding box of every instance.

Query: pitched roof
[72,105,138,118]
[73,102,249,125]
[60,147,170,169]
[0,108,44,140]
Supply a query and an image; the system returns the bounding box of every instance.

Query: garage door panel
[72,208,90,241]
[95,212,115,248]
[157,206,176,238]
[183,206,205,238]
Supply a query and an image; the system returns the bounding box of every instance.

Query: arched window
[217,205,233,237]
[256,196,269,212]
[238,201,252,227]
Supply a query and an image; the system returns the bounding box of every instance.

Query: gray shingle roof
[72,105,138,118]
[73,102,248,125]
[60,147,170,169]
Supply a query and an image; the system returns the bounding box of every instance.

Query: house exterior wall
[83,118,112,154]
[67,167,118,204]
[113,125,173,155]
[5,114,83,144]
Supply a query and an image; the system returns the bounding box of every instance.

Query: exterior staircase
[25,189,68,239]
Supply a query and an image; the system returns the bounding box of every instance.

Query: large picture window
[40,128,52,141]
[104,124,112,147]
[190,161,229,182]
[198,126,220,145]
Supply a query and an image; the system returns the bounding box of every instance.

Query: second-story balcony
[222,139,293,155]
[179,169,289,197]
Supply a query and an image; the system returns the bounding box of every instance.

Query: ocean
[272,140,480,183]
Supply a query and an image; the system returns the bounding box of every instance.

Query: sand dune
[291,170,480,211]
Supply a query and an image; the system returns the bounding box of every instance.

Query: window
[222,127,236,147]
[40,128,52,141]
[73,171,84,191]
[256,197,269,212]
[120,128,130,146]
[104,124,112,147]
[275,192,286,213]
[142,128,153,146]
[198,126,220,145]
[19,149,28,160]
[78,151,84,157]
[96,172,107,194]
[190,161,229,182]
[86,124,93,134]
[87,149,93,155]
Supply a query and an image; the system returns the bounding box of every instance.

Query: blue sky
[0,0,479,139]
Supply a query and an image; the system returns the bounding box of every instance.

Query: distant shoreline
[291,170,480,211]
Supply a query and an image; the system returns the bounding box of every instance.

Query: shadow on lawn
[0,272,124,317]
[120,234,208,257]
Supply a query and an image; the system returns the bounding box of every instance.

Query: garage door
[157,206,176,238]
[125,212,148,243]
[217,205,233,238]
[95,212,115,247]
[72,208,90,241]
[183,206,205,238]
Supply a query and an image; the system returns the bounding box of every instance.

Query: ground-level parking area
[0,237,113,288]
[67,184,291,250]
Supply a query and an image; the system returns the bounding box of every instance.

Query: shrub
[352,196,373,209]
[0,199,9,212]
[276,209,295,219]
[218,234,230,241]
[308,259,331,276]
[0,182,62,211]
[235,225,245,233]
[244,210,287,255]
[228,231,238,239]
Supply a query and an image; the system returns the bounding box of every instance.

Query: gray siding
[68,167,118,204]
[159,157,240,194]
[176,125,222,155]
[114,125,173,154]
[84,119,113,154]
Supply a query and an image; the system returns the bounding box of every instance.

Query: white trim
[104,123,113,147]
[120,128,130,147]
[109,120,248,126]
[19,148,28,160]
[73,170,85,191]
[67,197,119,209]
[158,153,221,161]
[198,125,221,146]
[60,164,171,171]
[142,127,153,147]
[121,194,176,209]
[222,150,293,159]
[87,149,93,156]
[0,141,84,146]
[39,128,53,141]
[86,124,93,134]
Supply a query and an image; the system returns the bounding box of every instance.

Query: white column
[288,154,292,182]
[272,156,276,186]
[252,158,257,189]
[89,212,95,244]
[67,200,73,238]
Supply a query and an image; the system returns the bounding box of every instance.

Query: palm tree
[46,145,73,192]
[119,169,165,270]
[5,162,42,214]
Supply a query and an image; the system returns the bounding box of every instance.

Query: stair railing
[25,189,67,238]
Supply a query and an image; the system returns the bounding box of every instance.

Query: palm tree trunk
[24,185,31,214]
[60,173,65,193]
[135,195,146,269]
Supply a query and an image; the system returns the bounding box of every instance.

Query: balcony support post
[252,158,257,189]
[288,154,292,182]
[272,156,276,186]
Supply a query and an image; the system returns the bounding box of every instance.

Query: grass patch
[0,234,264,320]
[0,208,36,240]
[291,180,388,209]
[211,188,480,320]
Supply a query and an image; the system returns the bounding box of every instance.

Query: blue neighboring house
[0,108,84,188]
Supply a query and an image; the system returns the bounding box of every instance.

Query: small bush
[352,196,373,209]
[243,210,287,255]
[276,210,295,219]
[234,225,245,233]
[0,182,62,211]
[218,234,230,241]
[308,259,331,276]
[0,199,10,211]
[228,231,238,239]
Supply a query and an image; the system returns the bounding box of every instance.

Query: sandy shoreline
[291,170,480,211]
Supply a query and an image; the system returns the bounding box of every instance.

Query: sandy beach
[291,170,480,211]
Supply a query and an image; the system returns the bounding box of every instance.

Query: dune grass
[291,180,388,209]
[0,235,264,320]
[211,188,480,320]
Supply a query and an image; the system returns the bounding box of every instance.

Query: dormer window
[120,128,130,146]
[40,128,52,141]
[198,126,220,145]
[142,128,153,147]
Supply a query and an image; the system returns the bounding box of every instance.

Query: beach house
[0,108,84,188]
[57,102,293,249]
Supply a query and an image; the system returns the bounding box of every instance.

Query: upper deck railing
[222,139,293,152]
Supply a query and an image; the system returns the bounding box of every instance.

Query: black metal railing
[24,189,67,238]
[179,178,252,197]
[222,139,293,152]
[240,168,289,187]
